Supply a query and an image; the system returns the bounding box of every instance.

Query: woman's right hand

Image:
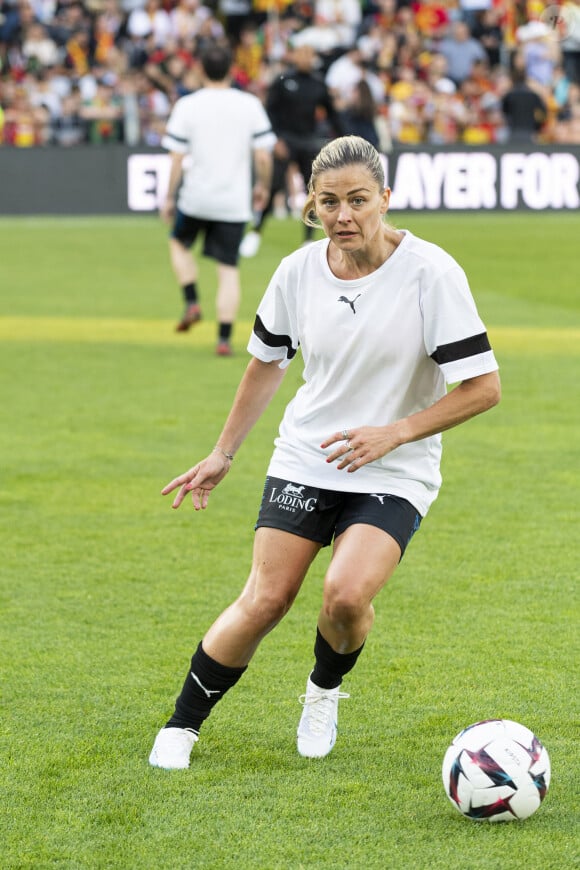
[161,450,232,511]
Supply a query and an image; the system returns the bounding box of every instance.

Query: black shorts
[171,210,245,266]
[255,476,422,558]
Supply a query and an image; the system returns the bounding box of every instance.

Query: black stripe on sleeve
[430,332,491,365]
[165,131,188,145]
[253,314,297,360]
[253,127,274,140]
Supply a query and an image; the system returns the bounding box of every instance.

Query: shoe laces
[299,689,349,735]
[166,727,198,746]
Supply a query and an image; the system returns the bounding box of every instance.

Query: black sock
[219,323,232,342]
[309,628,365,690]
[165,642,246,732]
[183,282,198,304]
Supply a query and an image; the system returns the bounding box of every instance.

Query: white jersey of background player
[162,87,275,222]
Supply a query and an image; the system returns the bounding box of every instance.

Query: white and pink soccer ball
[442,719,551,821]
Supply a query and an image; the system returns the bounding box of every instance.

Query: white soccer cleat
[149,727,198,769]
[239,230,261,258]
[297,678,349,759]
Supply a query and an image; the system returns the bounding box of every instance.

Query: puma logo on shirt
[338,294,361,314]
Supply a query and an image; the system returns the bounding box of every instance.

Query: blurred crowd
[1,0,580,148]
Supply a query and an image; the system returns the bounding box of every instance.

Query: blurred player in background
[149,135,501,769]
[161,41,275,355]
[239,42,344,258]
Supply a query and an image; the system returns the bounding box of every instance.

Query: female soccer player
[149,135,501,769]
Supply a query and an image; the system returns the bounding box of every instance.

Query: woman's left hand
[321,425,402,473]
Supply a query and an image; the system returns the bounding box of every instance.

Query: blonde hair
[302,135,386,228]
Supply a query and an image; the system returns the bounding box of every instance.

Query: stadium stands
[0,0,579,146]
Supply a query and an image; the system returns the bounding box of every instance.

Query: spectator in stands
[552,64,571,111]
[462,89,507,143]
[501,63,547,141]
[553,82,580,141]
[93,0,124,66]
[127,0,172,49]
[458,0,492,32]
[312,0,362,52]
[51,88,85,144]
[29,66,61,120]
[120,23,155,71]
[160,41,275,355]
[170,0,217,44]
[517,21,560,90]
[560,0,580,85]
[388,74,433,144]
[79,73,123,142]
[130,68,171,144]
[339,78,380,148]
[63,26,91,77]
[217,0,252,46]
[144,43,196,101]
[240,42,344,259]
[436,20,488,87]
[325,40,385,111]
[425,53,457,97]
[471,7,503,68]
[2,83,49,145]
[284,0,360,60]
[49,1,91,49]
[233,20,265,95]
[427,86,469,144]
[28,0,56,27]
[0,0,36,46]
[21,21,59,68]
[365,26,397,80]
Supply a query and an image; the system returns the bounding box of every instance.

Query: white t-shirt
[247,231,498,516]
[162,88,276,222]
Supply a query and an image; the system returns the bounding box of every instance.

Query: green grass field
[1,212,578,869]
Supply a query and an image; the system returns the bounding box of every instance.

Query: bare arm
[324,371,501,472]
[252,147,273,213]
[160,151,185,224]
[162,357,287,509]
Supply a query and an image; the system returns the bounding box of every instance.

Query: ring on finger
[342,428,349,440]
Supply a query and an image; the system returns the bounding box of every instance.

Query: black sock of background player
[182,282,198,304]
[219,323,232,342]
[165,642,246,733]
[309,628,365,690]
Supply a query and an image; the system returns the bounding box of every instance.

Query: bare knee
[238,582,296,633]
[322,585,371,629]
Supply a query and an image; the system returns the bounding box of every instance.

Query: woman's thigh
[324,524,402,606]
[243,526,322,604]
[202,528,322,665]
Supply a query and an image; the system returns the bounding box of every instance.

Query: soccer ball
[442,719,551,821]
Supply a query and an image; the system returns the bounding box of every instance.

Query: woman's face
[314,164,390,252]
